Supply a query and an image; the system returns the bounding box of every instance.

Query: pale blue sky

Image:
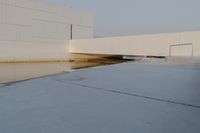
[44,0,200,37]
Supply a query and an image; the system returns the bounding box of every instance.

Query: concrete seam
[62,81,200,109]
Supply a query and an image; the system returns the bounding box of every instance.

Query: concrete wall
[0,0,93,62]
[70,31,200,57]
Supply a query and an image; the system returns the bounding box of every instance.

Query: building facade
[1,0,200,62]
[0,0,93,62]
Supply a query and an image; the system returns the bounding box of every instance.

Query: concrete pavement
[0,62,200,133]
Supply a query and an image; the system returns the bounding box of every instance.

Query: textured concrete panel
[0,3,6,23]
[0,24,20,41]
[5,5,31,26]
[0,0,93,62]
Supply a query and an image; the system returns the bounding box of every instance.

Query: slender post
[70,24,73,40]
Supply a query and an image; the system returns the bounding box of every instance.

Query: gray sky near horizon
[44,0,200,37]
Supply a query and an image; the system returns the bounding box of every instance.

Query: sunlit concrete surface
[0,62,200,133]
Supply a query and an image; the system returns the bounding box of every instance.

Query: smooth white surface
[70,31,200,57]
[0,62,200,133]
[0,0,93,61]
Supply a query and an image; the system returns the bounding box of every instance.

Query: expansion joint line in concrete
[65,82,200,109]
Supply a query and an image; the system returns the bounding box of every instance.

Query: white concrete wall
[70,31,200,57]
[0,0,93,62]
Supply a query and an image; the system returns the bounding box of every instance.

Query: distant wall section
[70,31,200,57]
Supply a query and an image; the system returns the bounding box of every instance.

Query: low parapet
[70,31,200,57]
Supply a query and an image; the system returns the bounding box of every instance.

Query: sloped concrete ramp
[0,62,200,133]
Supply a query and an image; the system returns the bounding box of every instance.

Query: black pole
[70,24,73,40]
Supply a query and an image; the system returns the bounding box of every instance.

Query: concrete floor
[0,62,200,133]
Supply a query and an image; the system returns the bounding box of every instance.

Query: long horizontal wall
[0,0,93,62]
[70,31,200,57]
